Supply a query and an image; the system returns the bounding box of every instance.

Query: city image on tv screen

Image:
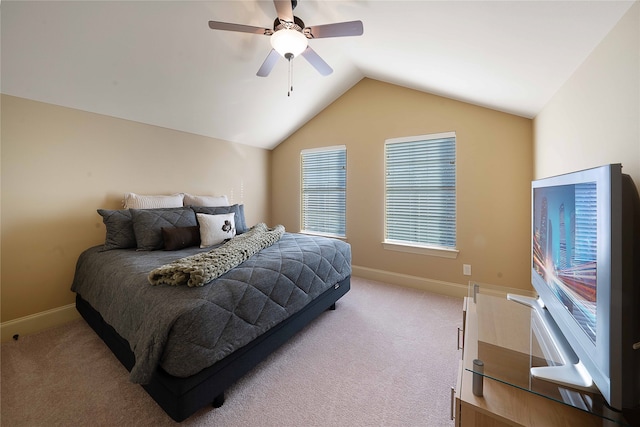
[533,182,598,343]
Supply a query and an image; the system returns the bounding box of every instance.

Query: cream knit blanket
[148,223,285,287]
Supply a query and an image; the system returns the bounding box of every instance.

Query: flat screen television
[510,163,639,411]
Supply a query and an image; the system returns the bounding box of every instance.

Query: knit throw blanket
[148,223,285,287]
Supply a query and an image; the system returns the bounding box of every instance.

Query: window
[384,132,457,256]
[301,146,346,237]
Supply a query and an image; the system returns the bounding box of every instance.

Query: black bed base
[75,276,350,422]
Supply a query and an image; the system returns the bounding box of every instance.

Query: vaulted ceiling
[2,1,635,149]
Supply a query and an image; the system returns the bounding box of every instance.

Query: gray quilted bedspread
[71,232,351,384]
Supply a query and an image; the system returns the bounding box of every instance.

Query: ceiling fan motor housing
[273,16,305,33]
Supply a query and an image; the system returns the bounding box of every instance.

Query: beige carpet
[1,277,462,426]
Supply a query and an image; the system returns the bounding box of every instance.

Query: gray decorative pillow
[190,204,248,234]
[131,207,197,250]
[97,209,136,251]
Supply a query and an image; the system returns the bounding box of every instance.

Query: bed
[71,203,351,422]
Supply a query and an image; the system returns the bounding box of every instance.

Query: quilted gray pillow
[190,204,248,234]
[97,209,136,251]
[131,207,198,250]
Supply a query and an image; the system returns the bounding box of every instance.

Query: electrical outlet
[463,264,472,276]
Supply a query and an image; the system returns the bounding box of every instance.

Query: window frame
[300,145,347,239]
[383,132,458,259]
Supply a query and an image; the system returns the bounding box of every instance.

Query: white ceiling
[1,1,635,150]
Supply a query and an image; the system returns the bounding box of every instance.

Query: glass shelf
[464,282,631,426]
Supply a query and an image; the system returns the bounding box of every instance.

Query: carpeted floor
[1,277,462,426]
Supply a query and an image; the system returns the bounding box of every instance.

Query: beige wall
[272,79,533,294]
[1,95,271,323]
[534,2,640,191]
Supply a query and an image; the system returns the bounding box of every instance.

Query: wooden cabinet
[452,295,616,427]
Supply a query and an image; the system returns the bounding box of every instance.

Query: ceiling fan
[208,0,363,92]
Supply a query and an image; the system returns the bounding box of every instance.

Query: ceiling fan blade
[257,49,281,77]
[208,20,272,35]
[301,46,333,76]
[273,0,294,23]
[304,20,364,39]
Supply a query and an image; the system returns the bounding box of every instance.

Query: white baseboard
[351,265,468,299]
[1,303,80,343]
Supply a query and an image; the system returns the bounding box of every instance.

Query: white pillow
[183,193,229,207]
[123,192,184,209]
[197,213,236,247]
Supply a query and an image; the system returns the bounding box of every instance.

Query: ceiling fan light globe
[270,29,308,58]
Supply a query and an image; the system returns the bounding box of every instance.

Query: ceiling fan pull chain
[286,52,294,96]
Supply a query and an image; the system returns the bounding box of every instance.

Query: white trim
[1,303,80,342]
[299,230,347,241]
[300,144,346,154]
[352,265,468,299]
[385,131,456,145]
[382,240,459,259]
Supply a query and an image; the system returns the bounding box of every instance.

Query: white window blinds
[301,146,346,237]
[385,133,456,249]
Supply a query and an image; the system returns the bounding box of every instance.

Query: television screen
[533,182,597,343]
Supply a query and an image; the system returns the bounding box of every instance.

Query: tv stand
[506,293,598,392]
[451,283,629,426]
